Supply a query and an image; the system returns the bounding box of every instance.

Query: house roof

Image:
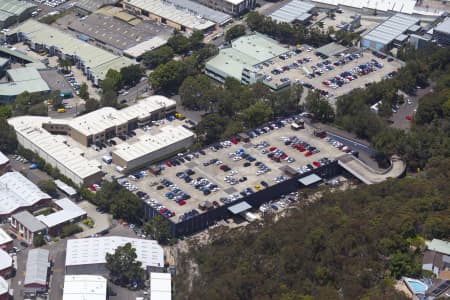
[12,211,46,232]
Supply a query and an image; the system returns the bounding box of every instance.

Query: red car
[88,185,97,192]
[405,115,412,121]
[159,208,168,213]
[165,161,172,167]
[312,161,321,167]
[304,151,313,157]
[280,153,288,160]
[230,138,238,144]
[178,200,186,206]
[269,146,277,152]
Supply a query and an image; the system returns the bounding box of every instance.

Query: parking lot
[260,47,402,97]
[131,119,353,223]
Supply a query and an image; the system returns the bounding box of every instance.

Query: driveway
[75,201,112,238]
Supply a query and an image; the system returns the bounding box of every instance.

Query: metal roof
[124,37,168,58]
[36,198,86,228]
[150,273,171,300]
[63,275,107,300]
[269,0,315,23]
[164,0,232,25]
[0,150,8,166]
[310,0,415,14]
[362,13,419,46]
[6,67,41,82]
[435,18,450,35]
[0,0,36,20]
[0,57,8,67]
[24,248,49,287]
[0,228,12,247]
[298,173,322,186]
[228,201,252,214]
[0,47,40,63]
[0,249,12,272]
[54,180,77,197]
[316,42,347,57]
[0,172,51,216]
[0,79,50,97]
[11,211,46,232]
[65,236,164,269]
[0,276,8,296]
[75,0,117,12]
[426,239,450,256]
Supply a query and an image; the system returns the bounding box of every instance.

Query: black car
[199,150,206,155]
[20,241,29,248]
[243,162,251,167]
[260,181,269,188]
[9,233,17,239]
[156,185,164,190]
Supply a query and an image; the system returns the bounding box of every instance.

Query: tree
[142,46,174,69]
[149,59,198,93]
[240,102,273,128]
[0,118,18,154]
[28,103,48,116]
[189,30,205,50]
[179,75,215,110]
[120,65,142,88]
[33,234,45,247]
[104,69,122,91]
[305,92,334,122]
[85,98,100,113]
[195,114,230,144]
[79,82,89,100]
[60,224,83,238]
[144,215,171,244]
[225,25,246,41]
[38,180,58,198]
[105,242,144,286]
[167,31,191,54]
[101,89,118,107]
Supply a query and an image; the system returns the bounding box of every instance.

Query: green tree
[195,114,230,144]
[225,24,246,41]
[0,118,18,154]
[240,102,273,128]
[79,82,89,100]
[28,103,48,116]
[142,46,174,69]
[38,180,58,198]
[144,215,171,244]
[105,242,144,286]
[120,65,142,87]
[167,31,191,54]
[61,224,83,238]
[33,234,46,247]
[305,92,334,122]
[104,69,122,91]
[189,30,205,50]
[149,58,198,93]
[85,98,100,113]
[101,89,118,107]
[179,75,215,110]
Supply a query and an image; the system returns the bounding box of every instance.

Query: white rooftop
[7,116,102,186]
[0,249,12,271]
[311,0,416,14]
[0,276,7,296]
[36,198,86,228]
[24,248,49,286]
[150,273,171,300]
[362,13,419,45]
[0,150,8,166]
[0,171,51,216]
[63,275,107,300]
[124,37,167,58]
[270,0,315,23]
[65,236,164,269]
[113,125,194,163]
[54,179,77,197]
[435,17,450,35]
[0,228,12,246]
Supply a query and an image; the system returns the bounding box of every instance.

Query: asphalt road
[117,80,151,105]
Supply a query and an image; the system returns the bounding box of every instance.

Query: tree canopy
[142,46,174,69]
[144,215,171,244]
[105,242,144,286]
[225,24,246,41]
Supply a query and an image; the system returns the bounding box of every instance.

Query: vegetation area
[81,218,94,228]
[32,234,46,247]
[143,215,172,244]
[60,224,83,238]
[225,24,246,42]
[37,179,59,198]
[105,242,144,287]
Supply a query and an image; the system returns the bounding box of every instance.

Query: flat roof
[310,0,416,14]
[63,275,107,300]
[269,0,315,23]
[150,273,171,300]
[8,116,103,185]
[24,248,49,286]
[0,150,8,166]
[124,37,167,58]
[125,0,215,31]
[113,125,194,164]
[0,172,51,216]
[54,179,77,197]
[298,173,322,186]
[75,0,117,12]
[6,67,41,81]
[0,250,12,272]
[65,236,164,268]
[0,79,50,97]
[435,18,450,35]
[0,276,7,296]
[161,0,232,25]
[316,42,347,57]
[362,13,419,46]
[0,47,40,63]
[36,198,86,228]
[0,228,13,246]
[426,239,450,256]
[12,210,46,232]
[12,20,135,81]
[0,0,36,18]
[227,201,252,214]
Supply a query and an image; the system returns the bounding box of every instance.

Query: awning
[298,174,322,186]
[228,201,252,215]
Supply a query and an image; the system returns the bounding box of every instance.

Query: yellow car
[254,184,261,190]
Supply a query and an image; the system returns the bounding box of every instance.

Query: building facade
[10,211,46,244]
[433,18,450,46]
[194,0,255,16]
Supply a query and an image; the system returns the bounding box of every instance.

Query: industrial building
[0,0,36,29]
[65,236,164,275]
[310,0,417,15]
[113,125,195,170]
[0,171,52,218]
[24,249,50,297]
[9,20,136,86]
[269,0,315,24]
[36,198,87,236]
[63,275,107,300]
[10,211,47,244]
[360,14,420,51]
[75,0,118,13]
[0,151,10,175]
[0,66,50,103]
[122,0,217,33]
[0,250,12,278]
[124,37,167,59]
[205,34,288,87]
[192,0,255,16]
[0,276,8,300]
[0,228,13,252]
[433,18,450,46]
[150,272,172,300]
[7,116,104,186]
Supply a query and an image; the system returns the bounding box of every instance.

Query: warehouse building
[0,66,50,103]
[205,34,288,88]
[0,250,12,278]
[0,276,8,300]
[0,228,13,252]
[7,116,104,186]
[24,249,50,297]
[360,14,420,51]
[112,125,195,170]
[310,0,416,15]
[10,211,46,244]
[0,151,10,175]
[269,0,315,24]
[10,20,136,86]
[0,171,52,218]
[433,18,450,46]
[65,236,164,275]
[36,198,87,236]
[122,0,216,33]
[192,0,255,16]
[63,275,107,300]
[0,0,36,29]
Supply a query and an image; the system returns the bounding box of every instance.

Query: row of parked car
[147,199,176,219]
[297,157,332,174]
[325,137,359,157]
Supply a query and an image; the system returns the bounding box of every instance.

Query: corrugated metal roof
[269,0,315,23]
[12,211,46,232]
[228,201,252,214]
[435,18,450,35]
[24,249,49,287]
[36,198,86,228]
[298,173,322,186]
[63,275,107,300]
[6,67,41,82]
[0,0,36,20]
